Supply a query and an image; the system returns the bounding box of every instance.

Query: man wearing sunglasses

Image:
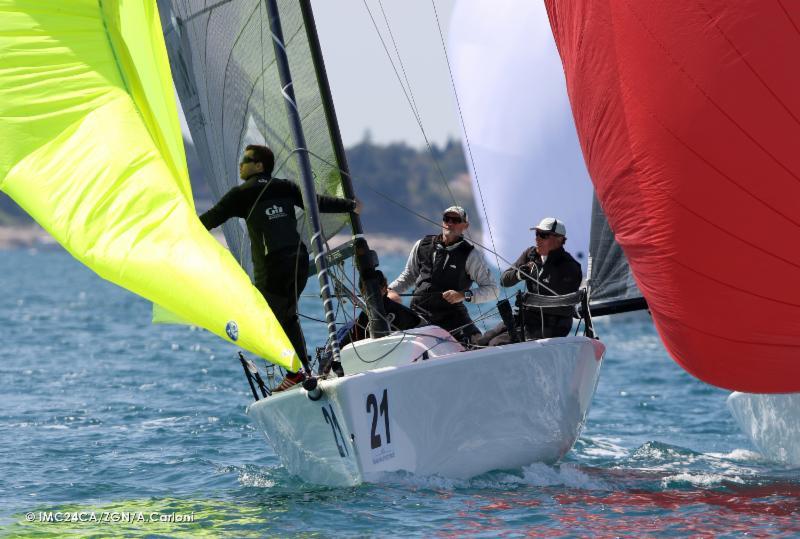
[199,144,358,391]
[478,217,582,346]
[387,205,498,344]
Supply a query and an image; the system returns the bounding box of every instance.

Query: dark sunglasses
[535,231,554,239]
[240,156,259,165]
[443,214,463,224]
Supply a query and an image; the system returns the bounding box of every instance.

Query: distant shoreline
[0,225,415,256]
[0,225,58,250]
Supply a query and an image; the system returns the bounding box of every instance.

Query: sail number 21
[366,389,391,449]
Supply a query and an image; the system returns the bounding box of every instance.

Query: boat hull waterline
[247,331,605,486]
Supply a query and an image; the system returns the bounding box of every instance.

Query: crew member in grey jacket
[387,206,498,343]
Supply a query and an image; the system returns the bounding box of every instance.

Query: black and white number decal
[321,404,348,458]
[365,389,391,449]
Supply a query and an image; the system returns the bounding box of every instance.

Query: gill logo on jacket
[266,204,286,219]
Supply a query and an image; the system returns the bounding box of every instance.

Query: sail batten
[1,0,299,370]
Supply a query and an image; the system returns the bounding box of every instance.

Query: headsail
[0,0,299,371]
[546,0,800,392]
[158,0,355,274]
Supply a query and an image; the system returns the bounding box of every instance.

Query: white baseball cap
[443,205,468,223]
[531,217,566,236]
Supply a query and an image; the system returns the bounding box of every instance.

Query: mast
[299,0,390,339]
[264,0,346,372]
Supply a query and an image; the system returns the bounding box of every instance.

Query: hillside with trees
[0,137,478,241]
[343,137,477,239]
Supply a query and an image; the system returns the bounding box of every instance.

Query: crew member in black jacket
[346,270,422,345]
[200,144,357,391]
[477,217,582,346]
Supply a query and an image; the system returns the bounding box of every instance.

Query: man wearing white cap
[477,217,582,346]
[388,205,498,343]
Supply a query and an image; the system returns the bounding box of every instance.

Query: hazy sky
[311,0,459,147]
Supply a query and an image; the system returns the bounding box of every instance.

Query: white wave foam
[521,462,609,490]
[660,472,745,488]
[581,437,628,459]
[238,470,276,488]
[706,448,763,462]
[139,416,191,429]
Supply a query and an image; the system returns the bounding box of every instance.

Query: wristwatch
[463,290,473,302]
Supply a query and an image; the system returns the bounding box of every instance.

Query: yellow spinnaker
[0,0,300,371]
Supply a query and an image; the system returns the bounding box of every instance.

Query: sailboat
[1,1,612,487]
[545,0,800,464]
[156,0,621,486]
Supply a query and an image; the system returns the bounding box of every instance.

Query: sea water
[0,249,797,537]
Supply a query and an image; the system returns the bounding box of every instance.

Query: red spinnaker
[545,0,800,392]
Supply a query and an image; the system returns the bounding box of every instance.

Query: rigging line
[429,0,504,286]
[330,266,377,320]
[301,148,559,294]
[225,4,315,197]
[330,264,408,334]
[178,0,236,23]
[299,313,327,324]
[259,0,267,146]
[334,4,493,328]
[233,22,310,165]
[376,0,420,119]
[359,0,459,207]
[307,266,409,367]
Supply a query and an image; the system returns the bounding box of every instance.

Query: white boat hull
[727,391,800,466]
[247,332,605,486]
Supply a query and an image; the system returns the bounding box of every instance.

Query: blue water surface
[0,249,798,537]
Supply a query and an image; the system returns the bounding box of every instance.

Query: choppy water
[1,249,797,537]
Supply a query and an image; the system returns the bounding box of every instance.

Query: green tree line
[0,138,479,240]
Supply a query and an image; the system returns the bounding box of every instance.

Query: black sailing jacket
[500,246,582,319]
[199,173,354,283]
